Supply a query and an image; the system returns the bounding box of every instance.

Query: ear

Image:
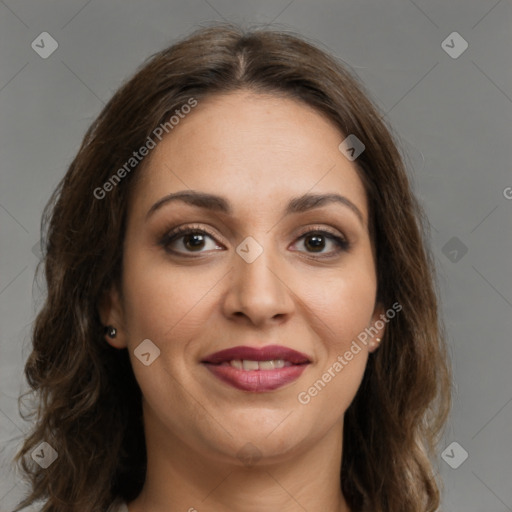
[98,285,127,349]
[368,302,387,353]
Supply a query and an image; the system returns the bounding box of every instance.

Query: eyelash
[159,223,350,258]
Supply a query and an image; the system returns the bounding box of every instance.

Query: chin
[204,414,309,463]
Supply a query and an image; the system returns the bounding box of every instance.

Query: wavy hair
[14,22,452,512]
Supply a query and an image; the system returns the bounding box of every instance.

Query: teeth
[230,359,288,370]
[230,359,243,370]
[242,360,259,371]
[258,360,275,370]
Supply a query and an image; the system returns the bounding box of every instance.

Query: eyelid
[293,224,347,242]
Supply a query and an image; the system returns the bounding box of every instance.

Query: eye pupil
[184,233,205,250]
[305,234,325,252]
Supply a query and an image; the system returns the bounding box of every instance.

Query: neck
[128,403,352,512]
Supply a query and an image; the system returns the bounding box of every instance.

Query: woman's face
[103,90,385,465]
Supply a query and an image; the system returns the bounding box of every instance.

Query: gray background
[1,1,511,511]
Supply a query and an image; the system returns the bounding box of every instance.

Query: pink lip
[201,345,311,392]
[203,363,309,392]
[201,345,311,364]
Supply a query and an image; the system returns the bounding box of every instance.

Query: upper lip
[201,345,311,365]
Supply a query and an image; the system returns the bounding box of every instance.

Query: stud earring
[105,325,117,338]
[370,337,382,352]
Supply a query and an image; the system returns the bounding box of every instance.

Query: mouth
[201,345,311,392]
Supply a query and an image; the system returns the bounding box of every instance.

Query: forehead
[130,90,368,224]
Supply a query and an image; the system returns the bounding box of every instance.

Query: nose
[222,242,295,327]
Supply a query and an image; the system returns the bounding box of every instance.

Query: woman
[15,23,451,512]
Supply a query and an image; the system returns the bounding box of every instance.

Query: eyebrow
[146,190,365,226]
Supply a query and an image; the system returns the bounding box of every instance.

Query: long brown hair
[14,22,451,512]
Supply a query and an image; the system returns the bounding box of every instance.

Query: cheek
[121,239,377,354]
[119,254,225,413]
[120,251,225,347]
[293,263,376,410]
[294,316,371,425]
[302,264,377,347]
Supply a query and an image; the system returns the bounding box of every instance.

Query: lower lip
[203,363,309,392]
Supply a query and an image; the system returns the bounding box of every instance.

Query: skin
[100,90,385,512]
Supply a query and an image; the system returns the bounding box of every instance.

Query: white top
[107,499,128,512]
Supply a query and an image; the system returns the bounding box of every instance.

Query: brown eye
[293,230,349,256]
[161,227,224,255]
[304,233,326,252]
[181,232,207,251]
